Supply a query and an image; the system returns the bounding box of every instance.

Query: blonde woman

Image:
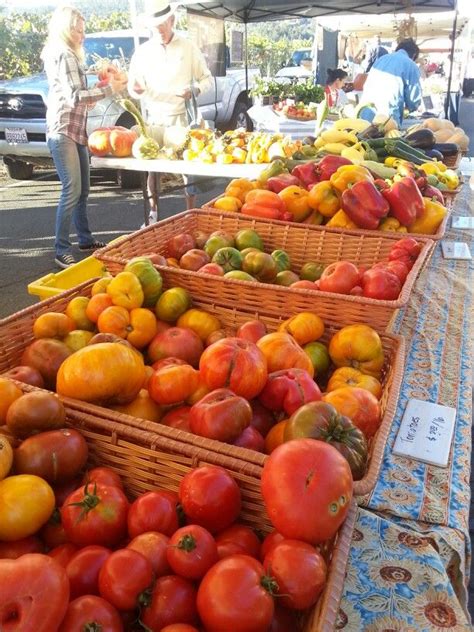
[41,6,127,268]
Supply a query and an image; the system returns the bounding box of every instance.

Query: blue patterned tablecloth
[338,183,473,629]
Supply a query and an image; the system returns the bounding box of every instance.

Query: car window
[84,36,146,67]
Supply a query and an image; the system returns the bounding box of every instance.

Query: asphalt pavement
[0,168,227,318]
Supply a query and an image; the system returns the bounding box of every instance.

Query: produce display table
[337,179,473,630]
[247,104,330,139]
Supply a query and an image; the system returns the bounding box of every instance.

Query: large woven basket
[203,195,452,241]
[94,209,433,331]
[12,380,357,631]
[0,278,405,496]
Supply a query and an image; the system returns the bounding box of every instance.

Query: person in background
[128,0,213,226]
[363,36,388,73]
[41,6,127,269]
[463,52,474,98]
[324,68,349,108]
[360,38,422,127]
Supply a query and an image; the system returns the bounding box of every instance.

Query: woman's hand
[109,73,128,94]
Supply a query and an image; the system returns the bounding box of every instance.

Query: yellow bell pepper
[437,169,459,190]
[213,196,242,212]
[384,157,410,168]
[278,185,312,222]
[225,178,256,202]
[379,217,408,233]
[407,197,447,235]
[329,165,374,192]
[307,181,340,218]
[420,161,446,175]
[326,209,358,229]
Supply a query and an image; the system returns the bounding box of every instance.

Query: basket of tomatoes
[0,379,357,631]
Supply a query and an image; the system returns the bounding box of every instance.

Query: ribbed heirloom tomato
[189,388,252,442]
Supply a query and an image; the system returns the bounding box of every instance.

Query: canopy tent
[182,0,456,23]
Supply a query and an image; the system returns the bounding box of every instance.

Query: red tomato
[141,575,198,630]
[161,405,192,431]
[372,260,409,283]
[189,388,252,442]
[249,400,275,437]
[258,368,321,416]
[197,554,275,632]
[236,320,268,344]
[261,439,353,543]
[233,426,265,452]
[161,626,199,632]
[199,337,268,399]
[61,483,129,547]
[127,531,171,576]
[48,542,79,567]
[269,606,299,632]
[319,261,360,294]
[215,524,261,560]
[53,477,83,507]
[60,595,123,632]
[0,536,44,559]
[98,549,154,611]
[263,539,327,609]
[179,466,241,534]
[260,530,285,560]
[83,467,124,489]
[66,545,112,599]
[40,508,68,549]
[388,236,421,269]
[167,525,218,580]
[361,267,401,300]
[0,554,69,632]
[127,491,179,538]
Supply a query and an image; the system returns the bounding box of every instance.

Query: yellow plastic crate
[27,256,108,301]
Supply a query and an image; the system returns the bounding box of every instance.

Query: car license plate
[5,127,28,144]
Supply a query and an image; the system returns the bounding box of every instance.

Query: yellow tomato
[0,378,23,424]
[177,308,222,342]
[0,436,13,481]
[0,474,55,541]
[328,324,384,379]
[107,271,144,310]
[278,312,325,346]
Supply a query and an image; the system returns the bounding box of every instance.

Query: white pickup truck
[0,29,259,187]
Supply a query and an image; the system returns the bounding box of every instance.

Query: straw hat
[139,0,178,26]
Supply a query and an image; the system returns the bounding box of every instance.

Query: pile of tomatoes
[0,380,353,632]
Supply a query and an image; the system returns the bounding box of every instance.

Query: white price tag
[441,241,472,260]
[393,399,456,467]
[451,217,474,229]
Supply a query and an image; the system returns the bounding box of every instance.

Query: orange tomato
[257,332,314,377]
[326,367,383,399]
[148,362,200,406]
[264,420,288,454]
[278,312,324,346]
[0,378,23,424]
[85,293,114,323]
[33,312,75,339]
[323,386,381,439]
[97,305,130,338]
[127,308,158,349]
[328,324,384,379]
[111,388,163,423]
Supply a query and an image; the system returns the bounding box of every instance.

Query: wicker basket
[203,196,452,242]
[94,209,433,331]
[13,380,357,632]
[0,278,405,497]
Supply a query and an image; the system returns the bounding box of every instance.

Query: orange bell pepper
[241,189,289,221]
[329,165,374,193]
[225,178,256,202]
[278,185,312,222]
[307,181,340,218]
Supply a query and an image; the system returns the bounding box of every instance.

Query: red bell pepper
[388,237,422,270]
[291,161,320,189]
[314,155,352,182]
[267,173,303,193]
[374,178,390,191]
[382,176,425,226]
[341,181,390,230]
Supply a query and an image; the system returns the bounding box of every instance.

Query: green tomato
[304,341,331,376]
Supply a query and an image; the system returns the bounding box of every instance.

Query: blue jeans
[47,134,93,256]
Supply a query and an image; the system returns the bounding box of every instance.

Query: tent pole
[444,0,458,119]
[244,20,249,101]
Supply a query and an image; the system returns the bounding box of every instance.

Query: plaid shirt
[44,47,112,145]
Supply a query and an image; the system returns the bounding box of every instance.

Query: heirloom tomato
[0,474,55,541]
[261,439,353,543]
[323,386,382,439]
[361,267,401,300]
[0,378,22,424]
[258,368,321,416]
[319,262,360,294]
[278,312,324,346]
[233,425,265,452]
[326,366,382,399]
[179,465,241,533]
[61,482,129,547]
[0,554,69,632]
[257,332,314,377]
[199,337,268,399]
[197,554,275,632]
[189,388,252,442]
[328,324,384,379]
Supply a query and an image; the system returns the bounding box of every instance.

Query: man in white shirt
[128,0,213,223]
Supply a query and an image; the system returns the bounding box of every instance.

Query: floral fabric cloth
[338,183,473,629]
